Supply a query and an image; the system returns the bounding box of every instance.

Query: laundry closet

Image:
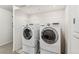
[13,6,65,53]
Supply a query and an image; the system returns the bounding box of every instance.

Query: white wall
[29,10,65,33]
[0,5,13,12]
[0,8,12,46]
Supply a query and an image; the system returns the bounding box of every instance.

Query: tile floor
[0,42,17,54]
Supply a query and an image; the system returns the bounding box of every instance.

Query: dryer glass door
[23,28,32,40]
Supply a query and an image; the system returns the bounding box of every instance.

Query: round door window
[23,28,32,40]
[41,28,58,44]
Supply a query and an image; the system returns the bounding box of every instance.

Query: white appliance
[22,24,39,54]
[40,23,61,54]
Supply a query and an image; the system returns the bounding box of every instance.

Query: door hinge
[73,18,76,24]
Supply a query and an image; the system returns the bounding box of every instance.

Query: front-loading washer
[22,24,39,54]
[40,23,61,54]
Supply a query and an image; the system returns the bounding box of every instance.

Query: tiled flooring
[0,42,17,54]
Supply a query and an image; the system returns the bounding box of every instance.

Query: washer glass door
[41,28,58,44]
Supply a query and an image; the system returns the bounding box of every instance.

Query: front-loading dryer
[40,23,61,54]
[22,24,39,54]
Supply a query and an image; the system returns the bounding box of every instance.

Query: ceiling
[0,5,13,12]
[15,5,65,14]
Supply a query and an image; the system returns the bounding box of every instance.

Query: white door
[66,6,79,53]
[71,17,79,53]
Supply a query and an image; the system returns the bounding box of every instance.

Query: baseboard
[15,49,24,54]
[0,40,13,46]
